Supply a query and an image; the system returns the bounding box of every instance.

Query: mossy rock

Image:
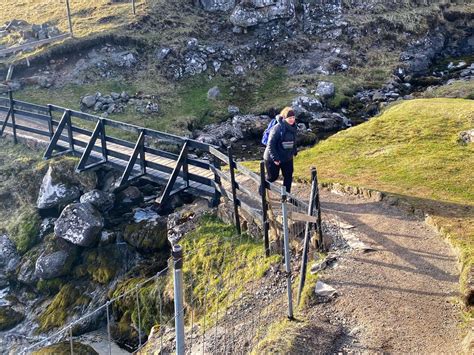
[8,205,41,254]
[82,246,121,284]
[32,341,98,355]
[37,157,97,191]
[0,306,25,331]
[36,278,66,296]
[37,284,91,333]
[123,217,168,253]
[111,310,140,350]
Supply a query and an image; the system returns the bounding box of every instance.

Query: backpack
[261,115,285,146]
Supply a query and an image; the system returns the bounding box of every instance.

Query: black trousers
[265,159,294,193]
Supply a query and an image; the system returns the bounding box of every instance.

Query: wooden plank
[12,100,49,114]
[288,211,318,224]
[0,33,70,56]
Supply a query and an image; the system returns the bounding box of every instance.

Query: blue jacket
[263,120,297,163]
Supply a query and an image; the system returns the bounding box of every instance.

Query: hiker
[263,106,298,193]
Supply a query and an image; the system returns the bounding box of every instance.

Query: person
[263,106,298,193]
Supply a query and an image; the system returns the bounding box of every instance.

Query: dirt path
[301,186,465,353]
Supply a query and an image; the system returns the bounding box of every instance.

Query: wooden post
[314,168,324,251]
[65,0,73,37]
[297,167,317,305]
[227,146,241,235]
[211,156,222,207]
[9,91,17,144]
[260,161,270,256]
[47,104,54,138]
[132,0,136,14]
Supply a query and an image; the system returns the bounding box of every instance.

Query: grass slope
[294,98,473,302]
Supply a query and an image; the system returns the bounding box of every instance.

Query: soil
[298,185,465,353]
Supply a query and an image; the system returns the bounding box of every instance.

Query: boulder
[80,190,115,212]
[81,94,97,108]
[123,214,168,253]
[32,342,98,355]
[310,112,351,132]
[35,249,75,280]
[315,81,335,100]
[54,203,104,247]
[36,166,81,209]
[116,186,144,211]
[0,306,25,331]
[230,0,295,28]
[232,114,271,139]
[459,129,474,144]
[0,234,20,273]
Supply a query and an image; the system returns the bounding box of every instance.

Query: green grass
[179,214,281,326]
[421,80,474,100]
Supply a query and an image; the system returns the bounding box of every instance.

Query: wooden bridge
[0,91,315,252]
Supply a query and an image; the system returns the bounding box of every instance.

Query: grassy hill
[293,98,474,304]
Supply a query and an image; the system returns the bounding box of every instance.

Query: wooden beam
[119,130,146,186]
[77,119,107,172]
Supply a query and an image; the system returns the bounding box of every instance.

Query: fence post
[173,244,185,355]
[211,156,221,207]
[314,168,324,251]
[8,91,17,144]
[281,186,294,319]
[260,161,270,256]
[227,147,241,235]
[47,104,54,138]
[132,0,136,14]
[65,0,74,37]
[297,167,317,305]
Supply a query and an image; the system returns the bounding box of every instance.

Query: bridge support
[119,130,146,187]
[44,110,75,159]
[77,119,108,172]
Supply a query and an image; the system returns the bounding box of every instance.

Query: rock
[0,234,20,273]
[310,112,351,132]
[35,249,74,280]
[17,257,38,285]
[198,0,235,12]
[80,190,115,212]
[81,95,97,108]
[32,342,98,355]
[116,186,144,211]
[123,214,168,253]
[228,105,240,115]
[120,91,130,102]
[459,129,474,144]
[99,231,116,245]
[156,47,171,61]
[232,114,271,138]
[207,86,221,100]
[314,281,337,298]
[0,306,25,331]
[230,0,295,28]
[167,198,210,245]
[315,81,335,100]
[111,92,120,100]
[36,166,81,209]
[54,203,104,247]
[186,37,199,50]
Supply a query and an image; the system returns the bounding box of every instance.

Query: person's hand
[274,160,280,166]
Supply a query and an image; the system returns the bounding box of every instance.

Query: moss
[298,270,319,310]
[36,278,66,296]
[83,247,121,284]
[0,306,25,331]
[8,205,41,254]
[252,318,307,354]
[37,284,91,333]
[110,276,173,339]
[32,342,98,355]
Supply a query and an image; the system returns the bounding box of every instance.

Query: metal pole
[297,168,317,305]
[65,0,74,37]
[106,301,112,355]
[173,245,185,355]
[8,91,17,144]
[260,161,270,256]
[227,147,241,235]
[132,0,136,14]
[281,186,294,319]
[69,325,74,354]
